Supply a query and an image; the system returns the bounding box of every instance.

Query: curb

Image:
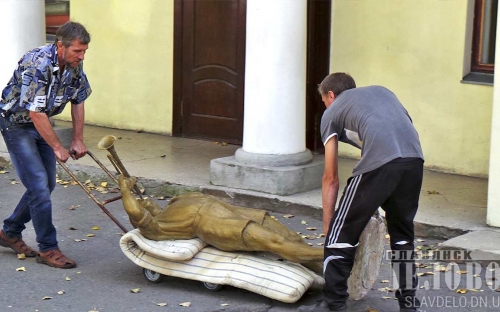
[1,154,470,241]
[55,163,468,241]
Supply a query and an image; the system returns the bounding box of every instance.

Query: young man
[299,73,424,312]
[0,22,92,269]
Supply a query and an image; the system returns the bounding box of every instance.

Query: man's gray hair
[54,21,91,47]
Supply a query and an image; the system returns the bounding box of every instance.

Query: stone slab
[210,155,324,196]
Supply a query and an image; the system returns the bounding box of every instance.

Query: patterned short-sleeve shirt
[0,43,91,123]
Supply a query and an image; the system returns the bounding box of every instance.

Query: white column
[236,0,311,166]
[210,0,324,195]
[487,6,500,227]
[0,0,45,85]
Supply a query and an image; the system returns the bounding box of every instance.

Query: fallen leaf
[473,274,481,277]
[318,233,325,238]
[17,254,26,260]
[0,170,8,174]
[84,179,91,184]
[270,215,276,219]
[11,181,19,185]
[381,296,392,300]
[221,303,230,306]
[427,190,441,195]
[101,182,108,187]
[154,302,167,307]
[316,242,324,246]
[283,214,295,218]
[130,288,140,293]
[91,226,101,231]
[496,287,500,292]
[65,277,71,281]
[456,270,468,274]
[487,281,493,286]
[69,227,77,230]
[160,155,166,158]
[306,227,317,231]
[385,234,390,239]
[417,272,434,277]
[86,234,96,237]
[378,287,393,292]
[221,142,227,146]
[301,220,307,225]
[416,239,425,242]
[468,288,481,292]
[42,296,52,300]
[456,288,467,294]
[179,302,191,307]
[435,265,449,272]
[380,279,390,283]
[16,267,26,272]
[57,290,65,295]
[367,308,378,312]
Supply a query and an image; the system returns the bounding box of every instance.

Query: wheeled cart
[120,229,324,303]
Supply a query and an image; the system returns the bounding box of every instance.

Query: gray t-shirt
[321,85,424,176]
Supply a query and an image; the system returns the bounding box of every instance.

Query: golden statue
[119,175,323,269]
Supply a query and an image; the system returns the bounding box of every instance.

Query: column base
[210,153,324,196]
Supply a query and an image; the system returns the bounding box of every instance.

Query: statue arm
[118,175,157,233]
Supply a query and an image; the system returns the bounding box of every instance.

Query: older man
[0,22,92,269]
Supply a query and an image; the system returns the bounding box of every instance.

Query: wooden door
[173,0,246,144]
[306,0,331,152]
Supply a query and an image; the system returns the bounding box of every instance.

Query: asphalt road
[1,167,500,312]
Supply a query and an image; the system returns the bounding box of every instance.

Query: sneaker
[36,249,77,269]
[298,300,347,312]
[0,230,36,257]
[399,297,421,311]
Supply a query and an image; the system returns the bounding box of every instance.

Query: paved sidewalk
[1,121,499,261]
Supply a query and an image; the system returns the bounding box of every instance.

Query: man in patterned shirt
[0,22,92,269]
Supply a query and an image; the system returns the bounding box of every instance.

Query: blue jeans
[0,117,58,252]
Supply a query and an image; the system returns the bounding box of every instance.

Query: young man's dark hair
[318,72,356,96]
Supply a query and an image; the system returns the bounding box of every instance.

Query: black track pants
[323,157,423,306]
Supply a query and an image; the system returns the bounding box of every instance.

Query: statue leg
[241,222,323,263]
[262,215,309,244]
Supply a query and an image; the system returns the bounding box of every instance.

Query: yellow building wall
[331,0,493,177]
[56,0,174,135]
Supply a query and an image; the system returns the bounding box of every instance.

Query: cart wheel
[143,268,162,283]
[203,282,222,291]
